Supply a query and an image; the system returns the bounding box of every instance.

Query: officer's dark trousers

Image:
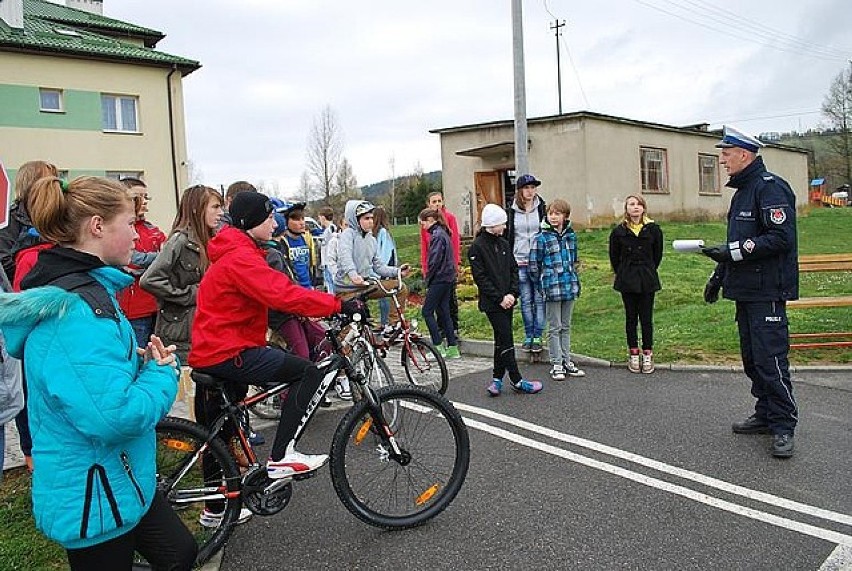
[735,301,798,435]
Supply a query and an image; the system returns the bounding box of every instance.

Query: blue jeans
[130,315,155,348]
[517,265,545,340]
[378,298,391,326]
[323,267,335,294]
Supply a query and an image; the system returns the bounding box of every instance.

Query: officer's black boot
[732,414,771,434]
[771,433,794,458]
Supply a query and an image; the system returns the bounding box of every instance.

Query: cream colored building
[0,0,200,228]
[431,112,810,236]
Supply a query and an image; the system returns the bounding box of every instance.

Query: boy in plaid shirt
[529,199,584,381]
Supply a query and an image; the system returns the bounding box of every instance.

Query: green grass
[0,468,66,570]
[4,208,850,570]
[393,207,852,365]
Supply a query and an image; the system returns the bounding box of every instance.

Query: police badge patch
[769,208,786,224]
[743,239,756,254]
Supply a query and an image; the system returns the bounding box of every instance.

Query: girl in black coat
[468,204,542,396]
[608,195,663,374]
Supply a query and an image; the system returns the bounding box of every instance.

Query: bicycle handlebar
[365,269,403,294]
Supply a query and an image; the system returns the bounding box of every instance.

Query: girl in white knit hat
[468,203,543,396]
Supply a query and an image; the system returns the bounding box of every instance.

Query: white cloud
[94,0,852,191]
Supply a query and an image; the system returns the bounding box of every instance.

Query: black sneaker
[732,414,771,434]
[771,433,794,458]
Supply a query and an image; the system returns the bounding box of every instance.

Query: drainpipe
[166,65,180,210]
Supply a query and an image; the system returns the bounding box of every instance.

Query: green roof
[0,0,200,74]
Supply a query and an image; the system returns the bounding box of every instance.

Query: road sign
[0,160,9,230]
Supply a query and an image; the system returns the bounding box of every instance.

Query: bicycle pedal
[263,478,292,494]
[293,471,318,482]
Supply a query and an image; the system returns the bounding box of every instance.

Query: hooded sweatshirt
[508,195,546,264]
[0,247,178,549]
[189,225,341,368]
[334,200,399,289]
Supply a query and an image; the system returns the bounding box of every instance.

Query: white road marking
[818,544,852,570]
[462,416,852,547]
[454,401,852,528]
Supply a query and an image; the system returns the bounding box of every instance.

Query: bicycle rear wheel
[153,417,242,566]
[329,385,469,529]
[401,338,449,394]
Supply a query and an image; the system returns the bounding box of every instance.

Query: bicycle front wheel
[350,342,395,392]
[401,338,449,394]
[329,385,470,529]
[153,417,242,566]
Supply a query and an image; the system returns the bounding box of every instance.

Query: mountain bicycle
[150,312,470,566]
[248,309,395,420]
[363,273,449,394]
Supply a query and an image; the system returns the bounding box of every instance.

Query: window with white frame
[39,88,63,112]
[640,147,668,193]
[101,94,139,132]
[105,171,144,181]
[698,154,720,195]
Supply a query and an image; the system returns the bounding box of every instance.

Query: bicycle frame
[176,313,404,499]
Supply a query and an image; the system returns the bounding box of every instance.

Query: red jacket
[420,208,461,276]
[188,226,342,368]
[13,243,54,292]
[117,220,166,319]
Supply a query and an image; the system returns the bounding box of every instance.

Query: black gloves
[340,298,365,317]
[701,244,732,263]
[704,272,722,304]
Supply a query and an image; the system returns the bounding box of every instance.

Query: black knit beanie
[230,192,272,230]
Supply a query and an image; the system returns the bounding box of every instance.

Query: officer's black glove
[701,244,732,263]
[704,272,722,304]
[340,298,366,317]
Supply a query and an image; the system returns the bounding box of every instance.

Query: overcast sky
[99,0,851,195]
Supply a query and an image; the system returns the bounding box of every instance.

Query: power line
[669,0,851,59]
[706,109,822,125]
[633,0,849,62]
[542,0,590,109]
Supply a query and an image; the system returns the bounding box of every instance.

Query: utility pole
[550,19,565,115]
[511,0,529,177]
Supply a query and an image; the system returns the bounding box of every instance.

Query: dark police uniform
[711,155,799,436]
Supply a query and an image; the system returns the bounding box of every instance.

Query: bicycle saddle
[190,371,228,390]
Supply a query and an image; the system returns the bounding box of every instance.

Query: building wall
[438,117,810,234]
[0,52,190,228]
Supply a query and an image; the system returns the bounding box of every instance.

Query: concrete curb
[457,337,852,373]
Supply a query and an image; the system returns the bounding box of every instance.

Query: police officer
[702,125,799,459]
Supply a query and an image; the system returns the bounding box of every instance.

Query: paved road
[218,355,852,571]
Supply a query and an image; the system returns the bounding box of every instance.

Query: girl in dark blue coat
[419,208,459,358]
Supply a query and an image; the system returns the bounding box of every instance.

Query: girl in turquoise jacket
[0,176,195,570]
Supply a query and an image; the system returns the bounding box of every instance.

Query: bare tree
[306,105,343,204]
[335,157,358,196]
[821,65,852,185]
[185,159,204,185]
[298,171,314,204]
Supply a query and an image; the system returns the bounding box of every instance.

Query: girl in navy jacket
[418,208,459,358]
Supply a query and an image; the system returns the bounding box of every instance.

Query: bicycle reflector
[162,438,195,452]
[355,418,373,445]
[415,484,440,506]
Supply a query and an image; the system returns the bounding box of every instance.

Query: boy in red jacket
[189,192,361,479]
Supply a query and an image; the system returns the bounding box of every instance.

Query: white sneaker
[565,361,586,377]
[198,507,252,528]
[641,352,655,374]
[335,377,352,401]
[549,365,566,381]
[628,352,641,373]
[267,450,329,479]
